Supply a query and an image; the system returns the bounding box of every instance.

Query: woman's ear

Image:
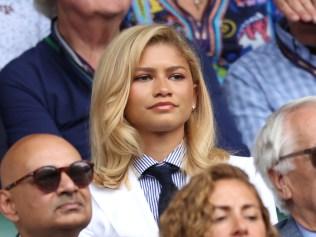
[268,169,292,200]
[0,190,19,222]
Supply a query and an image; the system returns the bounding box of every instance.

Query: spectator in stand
[0,0,50,69]
[0,0,131,160]
[79,24,276,237]
[254,96,316,237]
[123,0,267,156]
[160,163,279,237]
[0,134,93,237]
[124,0,279,81]
[224,0,316,149]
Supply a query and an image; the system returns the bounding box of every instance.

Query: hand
[274,0,316,23]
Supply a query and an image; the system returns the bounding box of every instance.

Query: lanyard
[276,34,316,77]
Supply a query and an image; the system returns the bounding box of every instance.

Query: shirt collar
[297,221,316,237]
[133,142,186,178]
[52,19,94,75]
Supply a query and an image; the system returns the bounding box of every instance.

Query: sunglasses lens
[33,167,60,193]
[311,150,316,168]
[67,161,93,188]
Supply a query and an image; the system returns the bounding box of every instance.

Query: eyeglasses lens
[67,162,93,188]
[34,167,61,193]
[33,161,93,193]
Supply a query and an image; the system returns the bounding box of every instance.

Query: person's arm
[274,0,316,22]
[0,65,61,147]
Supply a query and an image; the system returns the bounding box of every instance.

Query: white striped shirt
[133,142,187,222]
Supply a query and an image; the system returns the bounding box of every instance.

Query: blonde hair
[91,24,225,188]
[160,163,279,237]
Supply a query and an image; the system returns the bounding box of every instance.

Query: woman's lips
[147,102,178,110]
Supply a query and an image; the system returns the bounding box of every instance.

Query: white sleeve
[228,156,278,224]
[79,188,118,237]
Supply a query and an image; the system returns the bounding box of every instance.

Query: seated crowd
[1,0,316,237]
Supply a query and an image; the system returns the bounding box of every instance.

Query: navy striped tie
[144,163,179,217]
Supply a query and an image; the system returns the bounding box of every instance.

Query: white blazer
[79,156,277,237]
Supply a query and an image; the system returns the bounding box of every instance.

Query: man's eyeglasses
[4,160,94,193]
[277,146,316,167]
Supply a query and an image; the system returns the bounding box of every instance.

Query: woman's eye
[245,215,259,221]
[212,216,227,223]
[134,75,152,81]
[169,74,185,80]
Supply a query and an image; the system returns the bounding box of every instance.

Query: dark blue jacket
[0,35,92,159]
[196,46,249,156]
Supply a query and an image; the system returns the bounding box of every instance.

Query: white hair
[253,96,316,212]
[33,0,56,18]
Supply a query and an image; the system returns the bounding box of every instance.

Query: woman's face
[206,179,267,237]
[125,43,197,136]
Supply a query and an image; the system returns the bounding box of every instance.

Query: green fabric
[277,207,288,222]
[0,214,17,236]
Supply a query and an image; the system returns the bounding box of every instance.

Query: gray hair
[253,96,316,212]
[34,0,56,18]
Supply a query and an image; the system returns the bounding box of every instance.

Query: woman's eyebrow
[241,204,260,211]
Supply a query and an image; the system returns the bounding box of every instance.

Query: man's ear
[0,190,19,222]
[268,168,292,200]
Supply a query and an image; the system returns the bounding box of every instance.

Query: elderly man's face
[57,0,131,18]
[279,106,316,216]
[0,135,92,235]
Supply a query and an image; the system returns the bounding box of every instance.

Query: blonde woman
[79,25,276,237]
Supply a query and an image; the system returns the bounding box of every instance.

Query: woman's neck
[139,129,185,162]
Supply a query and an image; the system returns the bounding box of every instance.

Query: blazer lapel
[91,168,159,237]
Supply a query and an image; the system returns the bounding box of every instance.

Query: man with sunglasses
[254,96,316,237]
[0,134,93,237]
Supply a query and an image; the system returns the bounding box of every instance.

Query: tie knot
[143,163,179,186]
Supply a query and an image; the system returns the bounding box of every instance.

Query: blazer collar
[91,168,159,236]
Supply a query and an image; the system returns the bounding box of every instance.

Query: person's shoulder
[228,156,257,179]
[228,155,254,166]
[0,37,57,82]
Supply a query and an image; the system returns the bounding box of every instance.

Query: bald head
[0,134,91,237]
[1,134,82,187]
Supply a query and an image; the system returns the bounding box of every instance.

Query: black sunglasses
[4,160,94,193]
[278,146,316,167]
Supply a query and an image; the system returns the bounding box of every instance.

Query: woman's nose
[231,216,248,236]
[153,77,172,97]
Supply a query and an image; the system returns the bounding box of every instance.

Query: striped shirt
[133,142,187,222]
